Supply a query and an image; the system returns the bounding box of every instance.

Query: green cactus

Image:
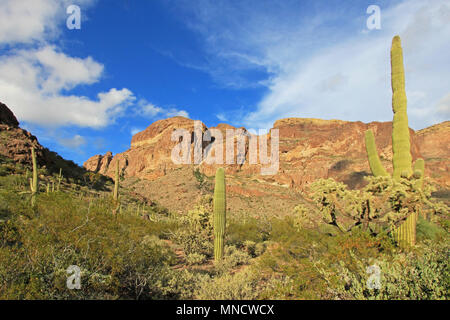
[213,167,226,262]
[364,130,389,177]
[393,212,418,248]
[30,147,38,207]
[391,35,413,180]
[413,158,425,188]
[113,160,120,202]
[364,36,424,247]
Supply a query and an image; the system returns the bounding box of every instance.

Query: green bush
[171,196,214,257]
[416,217,447,242]
[319,240,449,300]
[195,269,259,300]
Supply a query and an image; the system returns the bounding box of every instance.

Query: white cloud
[58,134,86,148]
[216,113,228,122]
[175,0,450,130]
[0,0,138,129]
[436,93,450,118]
[135,99,190,119]
[0,0,94,45]
[0,45,135,127]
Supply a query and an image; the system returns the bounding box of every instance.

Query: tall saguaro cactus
[213,168,226,262]
[113,160,119,202]
[364,36,425,247]
[30,147,38,207]
[391,35,413,180]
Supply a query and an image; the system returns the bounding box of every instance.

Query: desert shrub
[294,176,449,236]
[195,269,260,300]
[242,240,267,258]
[227,216,270,247]
[416,217,447,242]
[0,192,179,299]
[154,269,210,300]
[319,240,449,300]
[171,196,214,257]
[253,217,397,299]
[214,245,251,275]
[186,253,207,265]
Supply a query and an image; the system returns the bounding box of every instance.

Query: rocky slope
[0,102,88,177]
[0,102,49,166]
[84,116,449,191]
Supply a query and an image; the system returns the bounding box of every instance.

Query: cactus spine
[364,36,424,247]
[113,160,119,202]
[30,147,38,207]
[213,168,226,262]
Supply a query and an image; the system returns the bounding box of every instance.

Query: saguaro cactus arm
[413,158,425,188]
[364,130,389,177]
[213,167,226,261]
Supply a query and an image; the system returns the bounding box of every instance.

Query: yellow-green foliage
[317,240,449,300]
[294,176,449,240]
[365,130,389,177]
[0,193,180,299]
[413,159,425,189]
[364,36,425,247]
[172,195,214,257]
[213,168,226,261]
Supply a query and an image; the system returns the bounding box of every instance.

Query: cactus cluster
[213,168,226,261]
[364,36,424,247]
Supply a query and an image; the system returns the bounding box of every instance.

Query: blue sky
[0,0,449,165]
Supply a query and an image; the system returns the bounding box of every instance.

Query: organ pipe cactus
[30,147,38,207]
[213,168,226,261]
[364,36,424,247]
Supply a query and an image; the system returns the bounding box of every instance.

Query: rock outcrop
[0,102,47,165]
[84,116,449,190]
[416,121,450,187]
[0,102,86,176]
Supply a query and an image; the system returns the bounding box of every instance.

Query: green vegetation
[0,36,448,301]
[364,36,426,247]
[0,157,447,300]
[213,168,226,262]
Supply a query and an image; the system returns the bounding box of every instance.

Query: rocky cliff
[0,102,89,177]
[84,116,449,190]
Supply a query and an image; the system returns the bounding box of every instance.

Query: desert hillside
[83,114,449,214]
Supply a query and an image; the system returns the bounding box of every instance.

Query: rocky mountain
[0,102,88,178]
[84,116,449,191]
